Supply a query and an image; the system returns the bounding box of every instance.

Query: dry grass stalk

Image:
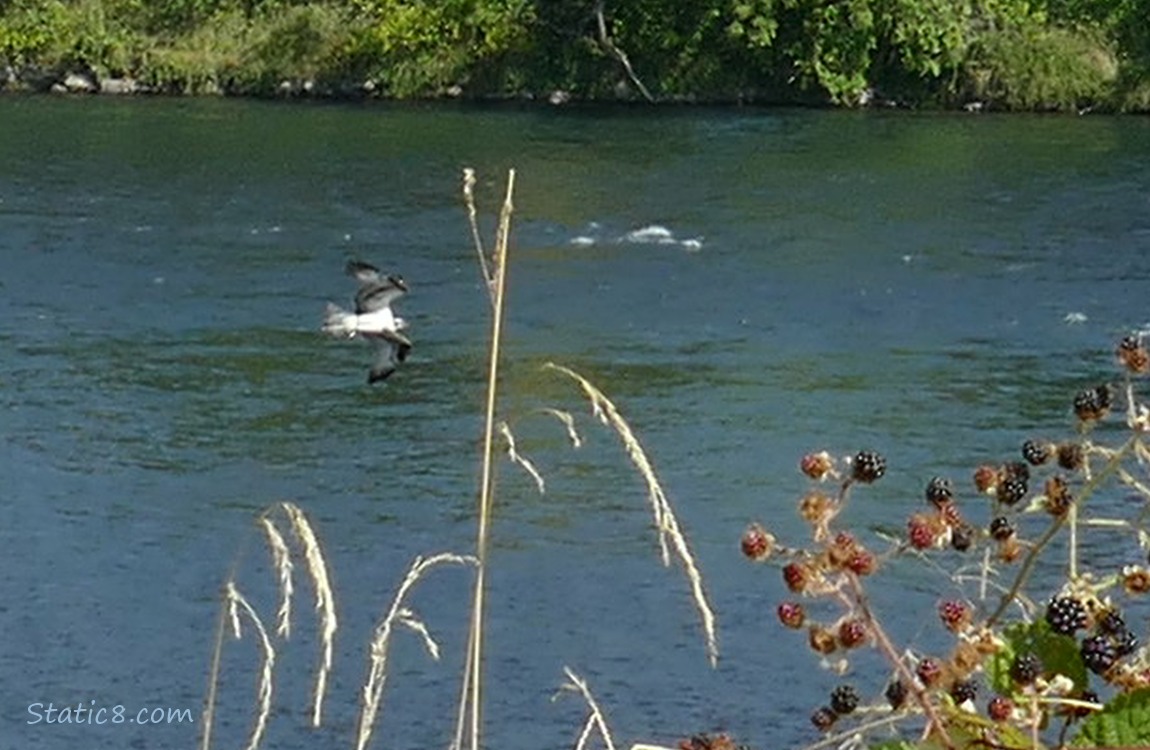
[499,420,546,493]
[543,362,720,667]
[355,552,477,750]
[462,167,495,305]
[281,502,337,727]
[454,168,517,750]
[225,581,276,750]
[259,515,294,639]
[541,407,583,448]
[558,667,618,750]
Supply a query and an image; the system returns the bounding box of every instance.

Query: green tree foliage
[0,0,1146,108]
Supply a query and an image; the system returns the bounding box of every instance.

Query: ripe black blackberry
[925,476,953,507]
[1010,652,1042,684]
[851,451,886,483]
[885,679,908,710]
[1057,442,1085,471]
[1022,439,1051,466]
[950,679,978,705]
[1073,385,1112,422]
[989,516,1015,542]
[996,476,1028,506]
[1046,596,1087,636]
[810,706,837,731]
[829,685,860,715]
[1002,461,1030,481]
[1114,629,1139,658]
[1080,634,1117,674]
[1075,690,1100,718]
[951,524,975,552]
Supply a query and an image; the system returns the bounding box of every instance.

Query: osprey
[323,259,413,383]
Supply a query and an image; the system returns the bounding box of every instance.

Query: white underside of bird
[322,303,406,338]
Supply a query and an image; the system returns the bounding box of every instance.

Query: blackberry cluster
[829,685,860,715]
[996,476,1028,506]
[1073,385,1112,422]
[1022,439,1051,466]
[851,451,886,484]
[1094,608,1139,658]
[1010,652,1042,685]
[950,679,978,705]
[925,476,953,507]
[1098,609,1125,636]
[989,516,1015,542]
[1114,629,1139,657]
[1046,596,1087,636]
[1080,634,1117,675]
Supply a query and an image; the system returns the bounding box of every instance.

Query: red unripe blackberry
[925,476,953,507]
[777,601,806,629]
[800,451,835,480]
[1080,634,1116,674]
[987,695,1014,722]
[1117,335,1150,374]
[916,657,944,687]
[829,684,860,715]
[907,513,937,550]
[951,524,975,552]
[989,516,1015,542]
[1046,596,1087,636]
[950,679,978,705]
[1073,385,1112,422]
[996,476,1028,506]
[783,562,811,593]
[885,679,908,709]
[837,618,868,648]
[938,600,972,633]
[740,523,774,561]
[846,549,877,576]
[973,465,998,494]
[1022,439,1051,466]
[1010,652,1042,685]
[810,706,837,731]
[1057,442,1085,471]
[851,450,886,483]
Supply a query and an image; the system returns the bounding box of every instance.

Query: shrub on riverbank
[2,0,1149,109]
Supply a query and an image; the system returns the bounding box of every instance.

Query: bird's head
[388,274,408,292]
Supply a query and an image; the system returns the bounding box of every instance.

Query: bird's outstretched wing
[355,279,406,314]
[366,330,413,383]
[346,259,382,284]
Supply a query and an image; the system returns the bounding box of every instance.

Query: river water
[2,97,1150,750]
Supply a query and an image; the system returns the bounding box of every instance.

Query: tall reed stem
[461,169,516,750]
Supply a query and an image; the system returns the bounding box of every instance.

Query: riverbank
[3,0,1150,112]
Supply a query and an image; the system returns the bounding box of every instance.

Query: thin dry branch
[281,502,337,727]
[541,407,583,448]
[462,168,495,305]
[356,552,477,750]
[593,0,655,102]
[543,362,719,667]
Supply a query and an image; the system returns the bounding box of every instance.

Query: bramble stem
[846,573,955,750]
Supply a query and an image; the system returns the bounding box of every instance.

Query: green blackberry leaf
[1070,688,1150,747]
[987,620,1088,695]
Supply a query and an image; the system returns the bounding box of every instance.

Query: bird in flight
[323,259,413,383]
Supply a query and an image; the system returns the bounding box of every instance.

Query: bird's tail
[322,303,357,338]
